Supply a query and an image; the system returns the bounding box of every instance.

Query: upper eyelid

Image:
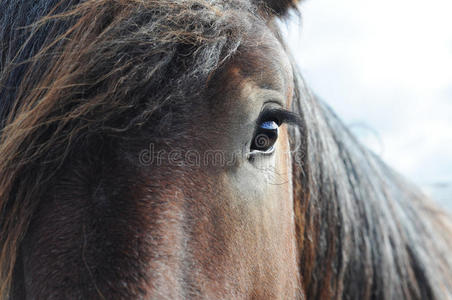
[258,108,302,127]
[263,99,284,108]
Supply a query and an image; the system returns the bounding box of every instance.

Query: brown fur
[1,0,451,299]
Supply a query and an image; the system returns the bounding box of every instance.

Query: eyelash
[257,108,301,129]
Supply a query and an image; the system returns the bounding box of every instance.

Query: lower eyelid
[249,145,276,156]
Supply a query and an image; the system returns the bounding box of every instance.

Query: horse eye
[250,120,279,154]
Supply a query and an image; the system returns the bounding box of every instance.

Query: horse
[0,0,451,299]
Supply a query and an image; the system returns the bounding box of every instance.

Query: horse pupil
[251,124,278,152]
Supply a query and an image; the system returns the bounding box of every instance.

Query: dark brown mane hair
[290,83,452,298]
[1,0,451,299]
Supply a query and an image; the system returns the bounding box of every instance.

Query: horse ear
[255,0,300,18]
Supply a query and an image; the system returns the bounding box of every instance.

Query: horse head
[0,0,450,299]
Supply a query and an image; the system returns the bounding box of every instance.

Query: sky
[282,0,452,209]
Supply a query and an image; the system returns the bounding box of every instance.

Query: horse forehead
[220,40,293,105]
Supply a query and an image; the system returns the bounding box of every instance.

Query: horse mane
[0,0,451,299]
[290,74,452,298]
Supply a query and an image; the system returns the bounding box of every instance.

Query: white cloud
[284,0,452,205]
